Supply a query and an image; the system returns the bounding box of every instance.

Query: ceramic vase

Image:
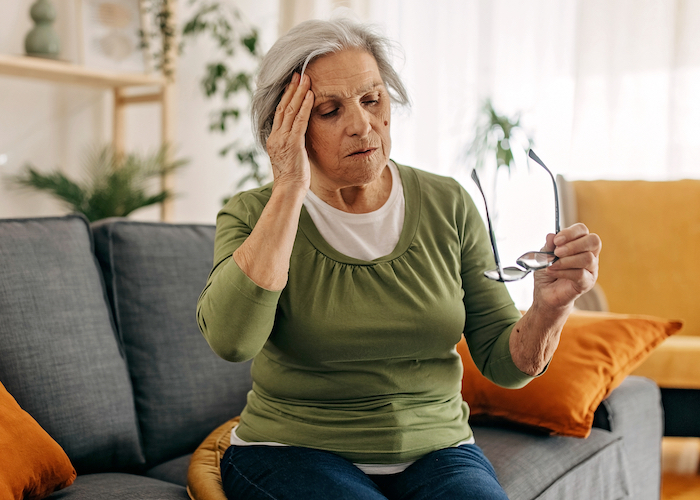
[24,0,60,59]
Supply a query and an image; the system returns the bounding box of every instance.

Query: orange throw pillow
[458,310,683,438]
[0,382,76,500]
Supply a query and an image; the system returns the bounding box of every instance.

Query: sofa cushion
[145,454,192,487]
[92,219,253,467]
[475,426,629,500]
[0,215,144,474]
[184,416,627,500]
[46,473,188,499]
[631,335,700,389]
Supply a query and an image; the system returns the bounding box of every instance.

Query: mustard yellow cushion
[572,179,700,338]
[187,416,240,500]
[631,336,700,389]
[458,310,683,437]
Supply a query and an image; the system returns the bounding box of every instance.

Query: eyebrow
[313,81,384,101]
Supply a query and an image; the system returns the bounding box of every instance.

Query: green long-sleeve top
[197,162,531,464]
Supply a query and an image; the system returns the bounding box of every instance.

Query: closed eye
[363,91,381,106]
[320,108,338,118]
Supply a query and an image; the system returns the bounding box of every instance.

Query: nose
[345,103,372,138]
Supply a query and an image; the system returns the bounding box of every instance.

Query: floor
[661,438,700,500]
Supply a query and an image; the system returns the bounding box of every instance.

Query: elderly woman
[197,17,601,500]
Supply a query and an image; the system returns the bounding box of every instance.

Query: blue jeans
[220,443,509,500]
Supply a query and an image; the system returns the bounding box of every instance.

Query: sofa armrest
[597,376,663,500]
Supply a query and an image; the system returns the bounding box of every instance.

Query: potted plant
[10,145,188,222]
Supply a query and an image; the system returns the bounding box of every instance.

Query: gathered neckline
[299,162,421,266]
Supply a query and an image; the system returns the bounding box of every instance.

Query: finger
[554,232,602,259]
[544,267,596,291]
[271,73,300,135]
[279,73,312,133]
[541,233,556,252]
[549,251,597,274]
[290,90,314,140]
[552,223,589,247]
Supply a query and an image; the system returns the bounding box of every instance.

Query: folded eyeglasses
[471,149,560,282]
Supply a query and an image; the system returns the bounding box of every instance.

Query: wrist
[528,298,573,330]
[271,181,308,204]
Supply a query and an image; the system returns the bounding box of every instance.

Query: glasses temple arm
[528,149,561,234]
[471,169,505,276]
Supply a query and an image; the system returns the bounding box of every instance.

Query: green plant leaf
[8,145,188,221]
[242,31,258,54]
[11,166,88,212]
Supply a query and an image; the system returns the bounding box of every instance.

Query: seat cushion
[187,416,627,500]
[0,215,144,474]
[475,426,630,500]
[146,454,192,487]
[632,336,700,389]
[92,219,252,467]
[46,473,188,500]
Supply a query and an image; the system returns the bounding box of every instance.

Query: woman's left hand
[533,223,602,311]
[509,224,601,375]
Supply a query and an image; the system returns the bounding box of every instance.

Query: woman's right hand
[230,73,313,291]
[266,72,314,191]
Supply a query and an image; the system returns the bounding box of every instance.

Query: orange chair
[557,177,700,436]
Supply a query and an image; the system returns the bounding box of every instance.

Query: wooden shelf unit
[0,54,176,221]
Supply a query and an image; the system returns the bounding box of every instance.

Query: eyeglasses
[471,149,560,282]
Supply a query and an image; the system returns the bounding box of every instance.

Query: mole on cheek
[384,121,388,126]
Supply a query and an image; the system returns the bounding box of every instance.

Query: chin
[312,149,389,189]
[350,161,387,186]
[348,150,388,181]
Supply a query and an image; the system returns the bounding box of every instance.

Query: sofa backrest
[0,215,145,474]
[91,219,252,467]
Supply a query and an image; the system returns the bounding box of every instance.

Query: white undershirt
[230,161,475,474]
[302,160,405,261]
[229,425,474,475]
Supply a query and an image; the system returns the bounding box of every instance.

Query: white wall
[0,0,279,224]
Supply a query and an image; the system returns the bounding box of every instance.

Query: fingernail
[292,73,300,83]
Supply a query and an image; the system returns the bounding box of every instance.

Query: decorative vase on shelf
[24,0,61,59]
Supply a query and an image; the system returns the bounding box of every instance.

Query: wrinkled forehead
[313,82,385,103]
[304,50,385,100]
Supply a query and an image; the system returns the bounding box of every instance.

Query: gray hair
[251,18,411,151]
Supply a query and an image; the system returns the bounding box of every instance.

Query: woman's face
[304,49,392,190]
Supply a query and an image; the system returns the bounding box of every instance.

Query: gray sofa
[0,214,663,500]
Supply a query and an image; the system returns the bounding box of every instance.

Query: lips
[347,147,377,157]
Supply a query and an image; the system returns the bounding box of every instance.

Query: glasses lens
[516,251,557,270]
[484,266,530,282]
